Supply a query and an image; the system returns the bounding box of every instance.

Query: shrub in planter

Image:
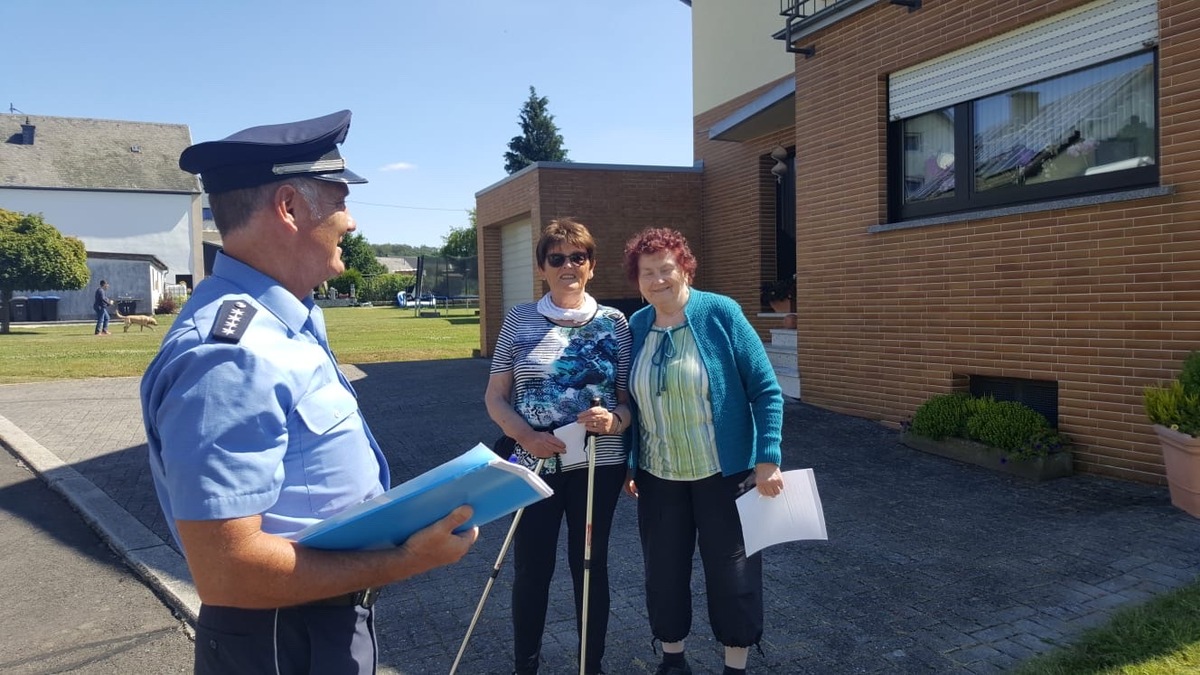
[1145,381,1200,437]
[904,393,1071,480]
[965,400,1052,453]
[908,392,973,440]
[1146,351,1200,437]
[1144,350,1200,517]
[760,275,796,312]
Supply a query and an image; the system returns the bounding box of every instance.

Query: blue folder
[295,443,553,551]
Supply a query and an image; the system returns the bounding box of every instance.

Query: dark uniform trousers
[195,603,376,674]
[636,468,764,648]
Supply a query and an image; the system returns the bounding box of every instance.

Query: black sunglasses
[546,252,591,268]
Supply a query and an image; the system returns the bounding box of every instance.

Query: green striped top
[630,323,720,481]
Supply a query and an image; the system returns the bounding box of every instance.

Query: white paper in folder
[735,468,828,556]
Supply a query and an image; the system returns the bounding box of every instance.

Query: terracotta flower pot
[1152,424,1200,518]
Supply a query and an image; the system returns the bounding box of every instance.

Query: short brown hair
[536,219,596,268]
[623,228,698,286]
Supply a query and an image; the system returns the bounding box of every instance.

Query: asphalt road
[0,444,194,674]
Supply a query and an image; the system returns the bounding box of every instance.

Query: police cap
[179,110,367,194]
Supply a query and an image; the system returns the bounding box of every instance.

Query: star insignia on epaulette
[211,300,257,343]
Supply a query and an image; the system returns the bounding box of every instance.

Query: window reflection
[974,52,1156,192]
[902,108,956,204]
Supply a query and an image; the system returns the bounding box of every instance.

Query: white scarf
[537,292,597,324]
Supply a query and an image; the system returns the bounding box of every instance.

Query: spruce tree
[504,86,569,174]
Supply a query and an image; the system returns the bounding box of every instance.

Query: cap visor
[312,168,368,185]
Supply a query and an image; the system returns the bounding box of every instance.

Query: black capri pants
[512,462,626,674]
[636,468,763,648]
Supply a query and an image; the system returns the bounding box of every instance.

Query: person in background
[93,279,113,335]
[621,227,785,675]
[484,218,632,675]
[141,110,477,674]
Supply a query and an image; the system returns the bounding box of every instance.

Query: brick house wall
[693,76,797,339]
[786,0,1200,482]
[476,164,702,357]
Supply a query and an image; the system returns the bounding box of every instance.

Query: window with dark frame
[890,51,1158,221]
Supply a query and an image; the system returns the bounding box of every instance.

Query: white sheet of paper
[554,422,588,465]
[736,468,828,556]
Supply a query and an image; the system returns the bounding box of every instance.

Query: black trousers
[636,468,763,648]
[512,463,625,674]
[194,603,376,674]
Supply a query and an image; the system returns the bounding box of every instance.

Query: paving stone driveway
[1,358,1197,674]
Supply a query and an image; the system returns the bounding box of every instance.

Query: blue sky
[7,0,694,247]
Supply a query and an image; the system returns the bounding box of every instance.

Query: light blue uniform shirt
[141,252,389,547]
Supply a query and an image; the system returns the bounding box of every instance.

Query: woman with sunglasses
[621,228,784,675]
[484,218,632,675]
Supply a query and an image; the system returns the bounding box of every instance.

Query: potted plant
[760,275,796,314]
[1144,351,1200,517]
[900,393,1073,481]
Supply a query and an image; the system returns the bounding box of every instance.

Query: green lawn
[0,305,480,384]
[1014,579,1200,674]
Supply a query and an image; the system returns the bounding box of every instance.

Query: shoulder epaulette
[211,300,258,343]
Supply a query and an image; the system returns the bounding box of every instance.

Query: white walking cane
[449,455,546,675]
[579,396,602,675]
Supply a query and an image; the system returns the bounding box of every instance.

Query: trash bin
[43,296,60,321]
[117,299,138,315]
[27,296,44,322]
[10,296,28,322]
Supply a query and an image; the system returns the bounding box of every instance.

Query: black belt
[302,587,381,608]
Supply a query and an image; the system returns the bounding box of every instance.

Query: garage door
[501,218,535,314]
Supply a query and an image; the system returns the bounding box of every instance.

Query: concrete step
[770,328,797,349]
[765,344,798,370]
[777,371,801,399]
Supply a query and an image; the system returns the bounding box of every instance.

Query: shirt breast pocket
[295,381,359,435]
[293,381,375,518]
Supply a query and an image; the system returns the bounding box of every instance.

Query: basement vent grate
[968,375,1059,427]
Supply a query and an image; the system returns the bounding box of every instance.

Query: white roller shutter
[889,0,1157,120]
[500,218,535,314]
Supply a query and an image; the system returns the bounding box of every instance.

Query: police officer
[141,110,478,674]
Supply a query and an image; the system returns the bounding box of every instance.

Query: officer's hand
[519,430,566,459]
[402,505,478,571]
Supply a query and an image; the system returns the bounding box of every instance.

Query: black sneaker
[654,659,692,675]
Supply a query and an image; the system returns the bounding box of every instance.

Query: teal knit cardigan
[626,288,784,476]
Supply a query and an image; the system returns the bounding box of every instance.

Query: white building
[0,113,202,319]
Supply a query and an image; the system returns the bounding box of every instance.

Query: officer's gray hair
[291,179,330,221]
[208,178,325,236]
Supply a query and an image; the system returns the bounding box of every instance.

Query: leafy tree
[0,208,90,334]
[339,232,387,276]
[328,268,364,297]
[504,86,570,174]
[371,243,440,258]
[441,210,478,259]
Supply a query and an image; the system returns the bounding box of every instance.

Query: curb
[0,413,200,626]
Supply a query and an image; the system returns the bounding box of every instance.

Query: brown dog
[113,308,158,332]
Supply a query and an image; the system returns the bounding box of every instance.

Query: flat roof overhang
[708,76,795,142]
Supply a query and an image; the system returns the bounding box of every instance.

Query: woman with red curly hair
[621,227,784,675]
